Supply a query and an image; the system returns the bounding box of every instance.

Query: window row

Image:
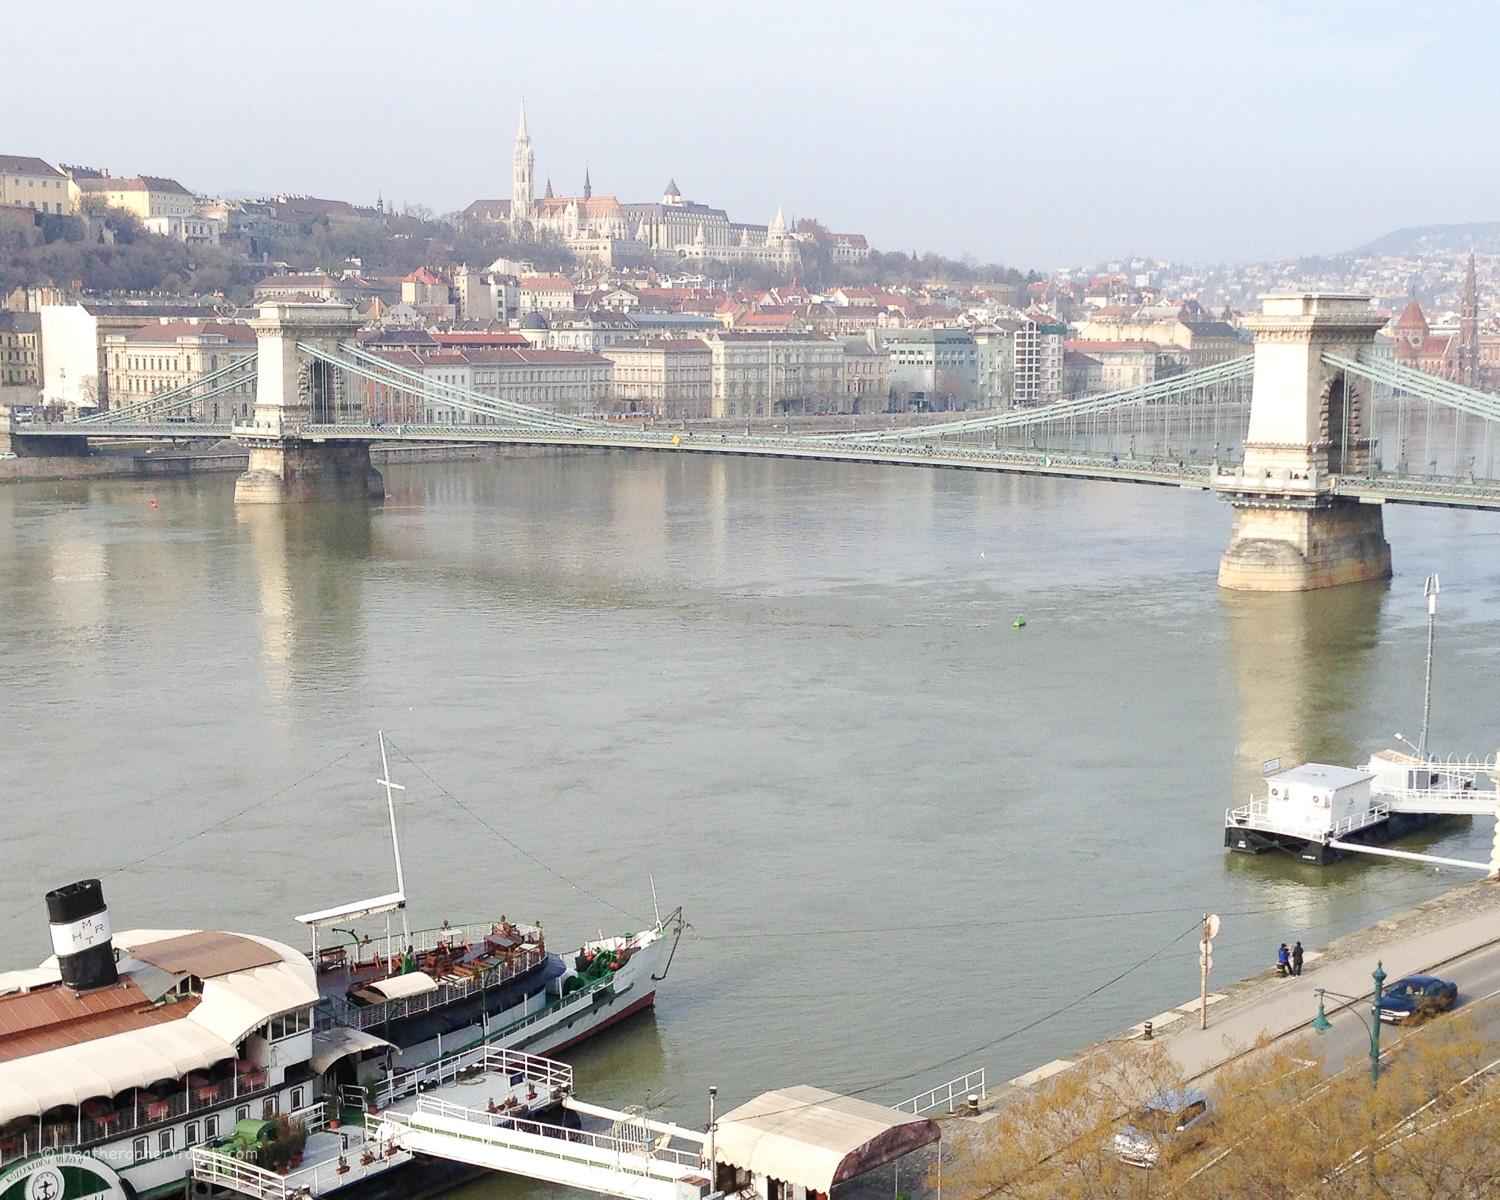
[129,1087,305,1162]
[258,1007,313,1041]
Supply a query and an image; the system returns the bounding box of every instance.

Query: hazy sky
[10,2,1500,270]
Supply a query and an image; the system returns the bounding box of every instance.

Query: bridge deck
[11,421,1500,510]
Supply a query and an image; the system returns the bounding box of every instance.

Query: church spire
[1461,244,1480,387]
[583,166,591,201]
[512,96,534,225]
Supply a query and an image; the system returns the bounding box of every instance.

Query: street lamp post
[1311,961,1387,1087]
[707,1085,717,1191]
[1312,963,1388,1192]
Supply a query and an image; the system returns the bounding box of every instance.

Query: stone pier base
[234,440,385,504]
[1218,500,1392,591]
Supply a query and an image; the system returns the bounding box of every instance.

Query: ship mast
[1418,574,1439,760]
[377,731,411,946]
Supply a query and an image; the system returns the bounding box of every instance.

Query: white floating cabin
[1226,749,1499,865]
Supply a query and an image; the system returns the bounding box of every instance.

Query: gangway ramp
[1385,791,1498,817]
[373,1095,710,1200]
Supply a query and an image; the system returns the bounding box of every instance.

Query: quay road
[16,419,1500,510]
[1162,885,1500,1083]
[1309,935,1500,1078]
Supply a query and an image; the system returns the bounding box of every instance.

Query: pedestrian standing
[1277,943,1290,977]
[1292,941,1304,976]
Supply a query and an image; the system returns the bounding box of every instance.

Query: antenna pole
[1419,574,1439,760]
[377,732,410,944]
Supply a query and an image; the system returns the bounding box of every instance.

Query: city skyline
[9,1,1500,269]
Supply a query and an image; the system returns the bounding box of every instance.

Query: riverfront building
[103,320,257,422]
[704,331,844,418]
[603,338,712,418]
[364,346,612,421]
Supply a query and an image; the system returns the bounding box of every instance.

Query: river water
[2,451,1499,1191]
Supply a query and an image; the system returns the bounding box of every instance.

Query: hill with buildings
[1351,222,1500,258]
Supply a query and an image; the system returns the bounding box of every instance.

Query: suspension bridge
[5,293,1500,588]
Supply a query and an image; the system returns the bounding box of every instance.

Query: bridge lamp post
[1310,961,1387,1087]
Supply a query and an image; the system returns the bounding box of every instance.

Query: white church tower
[512,98,534,230]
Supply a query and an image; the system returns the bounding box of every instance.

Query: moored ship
[0,879,679,1200]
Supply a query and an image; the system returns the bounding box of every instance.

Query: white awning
[190,955,321,1044]
[364,972,437,1001]
[0,932,320,1125]
[714,1086,939,1194]
[294,893,406,928]
[0,1020,238,1124]
[309,1027,395,1075]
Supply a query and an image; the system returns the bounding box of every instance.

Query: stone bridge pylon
[1214,293,1392,590]
[233,302,384,504]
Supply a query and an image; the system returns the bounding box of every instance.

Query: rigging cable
[0,737,373,928]
[385,736,646,924]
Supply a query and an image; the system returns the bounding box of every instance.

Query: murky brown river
[2,451,1498,1196]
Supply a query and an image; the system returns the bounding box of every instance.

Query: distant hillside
[1351,222,1500,257]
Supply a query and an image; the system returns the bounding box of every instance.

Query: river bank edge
[923,874,1500,1168]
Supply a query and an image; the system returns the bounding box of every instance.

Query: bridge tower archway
[233,302,383,505]
[1215,294,1391,590]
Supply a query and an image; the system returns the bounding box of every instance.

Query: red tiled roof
[0,156,66,178]
[519,275,575,291]
[1066,339,1163,352]
[125,321,255,344]
[433,332,529,347]
[463,199,512,220]
[371,347,608,366]
[1395,299,1428,332]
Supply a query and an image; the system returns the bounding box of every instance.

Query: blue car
[1377,974,1458,1023]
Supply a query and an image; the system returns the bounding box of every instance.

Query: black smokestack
[46,880,119,993]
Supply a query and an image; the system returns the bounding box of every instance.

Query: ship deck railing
[494,975,615,1038]
[0,1069,289,1168]
[375,1044,574,1110]
[345,921,545,968]
[188,1102,411,1200]
[316,945,549,1032]
[1375,785,1500,816]
[1225,802,1391,843]
[393,1093,705,1170]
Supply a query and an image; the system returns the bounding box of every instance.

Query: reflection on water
[2,456,1500,1170]
[1222,579,1388,799]
[238,502,373,701]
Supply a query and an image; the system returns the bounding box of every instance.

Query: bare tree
[942,1009,1500,1200]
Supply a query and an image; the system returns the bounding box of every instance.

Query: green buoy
[1013,615,1026,628]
